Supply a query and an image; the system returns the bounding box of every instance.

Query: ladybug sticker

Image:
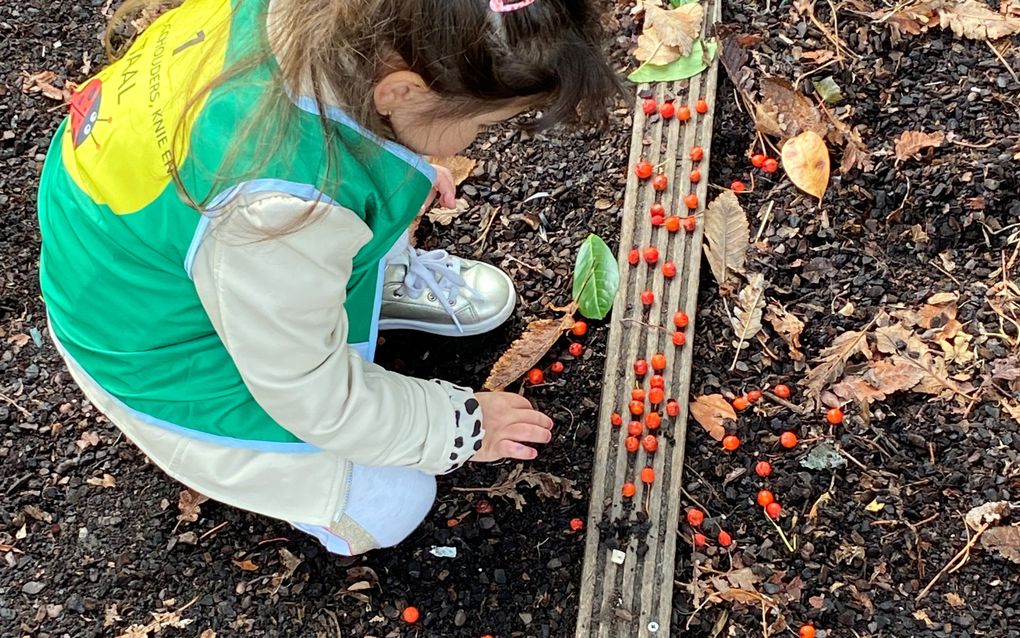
[69,78,109,148]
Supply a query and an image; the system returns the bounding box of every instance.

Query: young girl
[37,0,618,555]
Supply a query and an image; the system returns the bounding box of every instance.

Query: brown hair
[105,0,620,212]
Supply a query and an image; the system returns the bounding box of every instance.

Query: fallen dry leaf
[755,77,830,143]
[718,28,755,94]
[426,198,469,226]
[86,473,117,489]
[634,25,684,65]
[981,524,1020,563]
[459,464,582,511]
[781,131,831,200]
[831,357,926,404]
[483,309,575,390]
[233,559,259,571]
[803,326,874,404]
[894,130,945,162]
[177,489,209,524]
[965,500,1010,529]
[644,2,705,57]
[200,630,216,638]
[702,191,749,290]
[705,568,774,607]
[730,273,765,345]
[765,301,805,361]
[690,394,736,441]
[913,609,936,628]
[944,592,967,608]
[21,70,74,102]
[937,0,1020,39]
[426,155,476,186]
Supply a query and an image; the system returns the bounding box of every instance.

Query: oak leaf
[702,191,749,289]
[894,130,944,162]
[689,394,735,441]
[483,309,575,390]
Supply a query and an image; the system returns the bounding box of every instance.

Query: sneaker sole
[377,289,517,337]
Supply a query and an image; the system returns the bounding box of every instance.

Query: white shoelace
[399,246,478,333]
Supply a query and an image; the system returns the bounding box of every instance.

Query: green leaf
[811,76,844,104]
[669,0,699,5]
[800,441,846,470]
[572,234,619,320]
[627,38,718,83]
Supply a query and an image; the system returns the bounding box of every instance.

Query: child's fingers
[511,407,554,430]
[504,421,553,445]
[497,439,538,460]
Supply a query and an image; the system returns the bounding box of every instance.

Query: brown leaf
[730,273,765,345]
[945,592,967,608]
[702,191,749,288]
[755,77,830,143]
[482,309,575,391]
[717,28,755,94]
[831,358,925,404]
[781,131,830,200]
[803,327,873,403]
[634,25,684,65]
[936,0,1020,39]
[7,333,30,347]
[426,198,469,226]
[267,548,303,595]
[644,3,705,57]
[460,464,581,511]
[426,155,476,185]
[1003,0,1020,17]
[894,130,945,162]
[86,473,117,489]
[765,302,805,361]
[233,559,259,571]
[200,630,217,638]
[981,524,1020,563]
[839,126,874,174]
[690,394,736,441]
[20,70,73,102]
[965,500,1010,529]
[177,489,209,524]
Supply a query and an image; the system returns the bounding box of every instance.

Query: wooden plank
[575,0,722,634]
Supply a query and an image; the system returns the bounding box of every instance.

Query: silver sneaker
[378,244,517,336]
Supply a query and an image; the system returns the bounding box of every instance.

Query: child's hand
[417,164,457,215]
[471,392,554,462]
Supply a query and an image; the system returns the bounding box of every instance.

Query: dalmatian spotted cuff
[431,380,485,474]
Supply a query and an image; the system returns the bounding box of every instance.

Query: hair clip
[490,0,537,12]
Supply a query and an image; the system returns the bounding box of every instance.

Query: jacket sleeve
[190,190,484,474]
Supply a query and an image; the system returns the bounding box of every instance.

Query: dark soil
[2,0,1019,637]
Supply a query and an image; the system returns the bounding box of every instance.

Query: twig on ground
[916,521,990,601]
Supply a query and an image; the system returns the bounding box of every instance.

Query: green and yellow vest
[37,0,434,450]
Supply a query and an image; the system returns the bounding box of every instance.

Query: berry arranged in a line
[827,407,844,424]
[629,399,644,415]
[628,248,640,265]
[690,169,701,183]
[717,530,733,547]
[626,436,639,452]
[677,105,692,121]
[650,202,665,218]
[645,412,661,430]
[755,461,772,477]
[527,368,544,385]
[627,420,642,437]
[756,489,774,507]
[774,384,791,399]
[672,331,686,346]
[687,508,705,526]
[747,389,762,402]
[550,361,564,374]
[611,412,623,427]
[622,482,637,498]
[634,359,648,376]
[652,174,668,192]
[665,216,681,232]
[635,160,653,180]
[650,374,665,389]
[643,246,659,264]
[649,387,665,406]
[651,353,667,371]
[695,98,709,114]
[642,97,657,115]
[674,311,689,328]
[666,399,680,417]
[663,261,677,278]
[631,387,645,402]
[731,180,747,193]
[690,146,704,162]
[766,501,782,519]
[682,216,697,232]
[641,290,655,306]
[659,101,675,119]
[642,434,658,453]
[640,467,655,484]
[684,194,699,209]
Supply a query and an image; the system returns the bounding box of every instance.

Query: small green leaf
[627,38,718,84]
[864,498,884,513]
[669,0,699,5]
[572,234,619,320]
[811,76,844,104]
[800,441,846,470]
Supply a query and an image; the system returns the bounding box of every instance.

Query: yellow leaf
[425,155,476,186]
[643,3,705,57]
[781,131,830,200]
[864,498,884,512]
[634,25,683,65]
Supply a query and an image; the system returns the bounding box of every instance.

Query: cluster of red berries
[685,507,732,548]
[525,320,590,385]
[727,151,782,194]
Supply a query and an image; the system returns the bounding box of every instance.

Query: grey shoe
[378,245,517,337]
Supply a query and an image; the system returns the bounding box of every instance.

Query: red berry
[651,353,667,371]
[642,434,658,453]
[447,517,460,528]
[695,98,708,114]
[722,435,740,451]
[755,461,772,477]
[673,311,689,328]
[751,154,765,168]
[662,261,677,278]
[687,508,705,526]
[641,290,654,306]
[731,180,747,193]
[800,625,816,638]
[747,390,762,403]
[677,105,691,121]
[402,607,420,623]
[625,436,640,453]
[827,407,844,424]
[650,215,664,227]
[780,431,798,448]
[650,374,665,389]
[475,499,493,514]
[635,161,653,179]
[756,490,774,507]
[570,517,584,531]
[527,368,544,385]
[717,530,733,547]
[684,194,699,209]
[642,97,657,115]
[643,246,659,264]
[650,203,665,218]
[763,157,779,173]
[622,482,636,497]
[648,388,665,405]
[572,320,588,337]
[774,384,791,399]
[690,146,704,162]
[640,467,655,484]
[550,361,564,374]
[672,331,686,346]
[628,248,640,265]
[610,412,623,427]
[690,169,701,183]
[766,502,782,519]
[629,400,644,416]
[732,396,750,411]
[634,359,648,376]
[666,399,680,417]
[569,342,583,357]
[652,174,668,192]
[645,412,661,430]
[631,387,645,402]
[627,421,643,437]
[693,532,707,547]
[659,102,675,119]
[682,216,697,232]
[664,216,681,233]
